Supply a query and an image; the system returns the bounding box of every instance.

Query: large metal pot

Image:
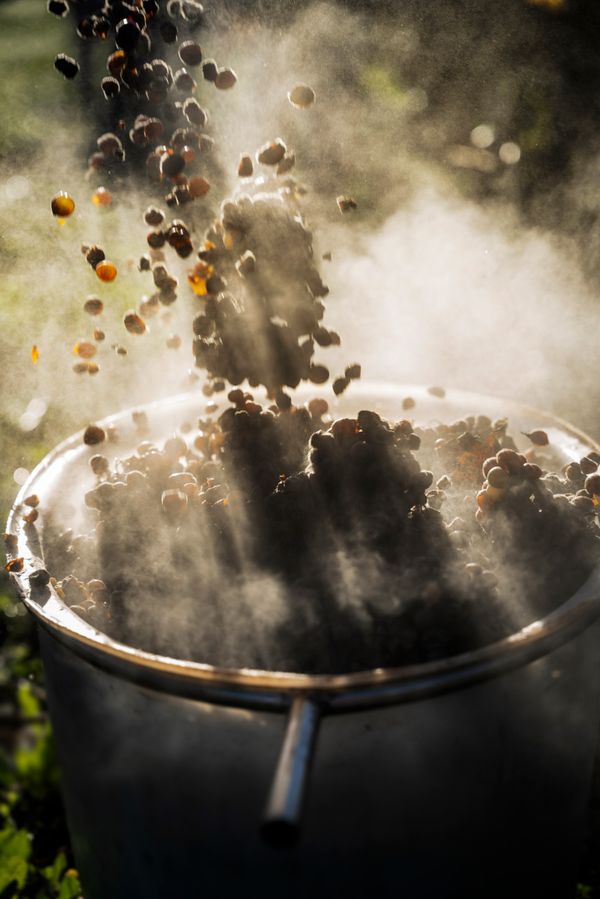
[6,383,600,899]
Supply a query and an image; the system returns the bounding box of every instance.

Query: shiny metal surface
[6,384,600,898]
[261,696,321,846]
[38,619,600,899]
[5,383,600,710]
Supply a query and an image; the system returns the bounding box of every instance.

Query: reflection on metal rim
[6,383,600,712]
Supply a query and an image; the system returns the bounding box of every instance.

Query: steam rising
[3,3,599,430]
[4,0,600,671]
[327,193,595,420]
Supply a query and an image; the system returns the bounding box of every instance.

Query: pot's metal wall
[40,623,600,899]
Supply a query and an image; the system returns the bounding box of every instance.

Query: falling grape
[51,191,75,218]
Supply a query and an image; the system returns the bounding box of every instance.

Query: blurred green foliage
[0,6,81,890]
[0,664,81,898]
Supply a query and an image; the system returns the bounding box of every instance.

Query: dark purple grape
[115,18,141,51]
[101,76,120,99]
[47,0,69,16]
[54,54,80,79]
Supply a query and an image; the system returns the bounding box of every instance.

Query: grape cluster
[45,402,600,673]
[50,0,227,207]
[189,189,356,399]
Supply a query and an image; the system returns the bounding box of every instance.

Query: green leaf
[16,680,40,718]
[41,850,67,890]
[0,876,20,899]
[0,827,31,892]
[58,868,82,899]
[14,722,59,794]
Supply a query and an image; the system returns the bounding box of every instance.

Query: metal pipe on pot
[261,695,322,847]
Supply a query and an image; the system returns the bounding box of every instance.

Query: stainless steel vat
[6,384,600,899]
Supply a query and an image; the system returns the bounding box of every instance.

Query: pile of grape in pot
[11,0,600,674]
[36,406,600,673]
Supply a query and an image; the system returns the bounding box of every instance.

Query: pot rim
[6,383,600,711]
